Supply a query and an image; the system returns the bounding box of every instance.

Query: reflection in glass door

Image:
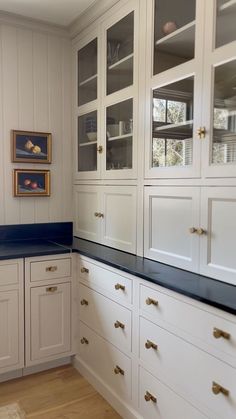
[78,39,97,106]
[215,0,236,48]
[152,78,194,168]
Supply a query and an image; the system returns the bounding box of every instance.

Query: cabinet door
[144,187,200,271]
[0,290,20,369]
[202,0,236,177]
[74,185,101,243]
[30,283,71,361]
[101,186,137,253]
[200,187,236,284]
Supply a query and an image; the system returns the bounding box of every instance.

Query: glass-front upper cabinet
[106,12,134,95]
[78,38,97,106]
[153,0,196,75]
[202,0,236,177]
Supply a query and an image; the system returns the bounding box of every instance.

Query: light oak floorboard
[0,365,121,419]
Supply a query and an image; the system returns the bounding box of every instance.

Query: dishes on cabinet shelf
[78,39,97,106]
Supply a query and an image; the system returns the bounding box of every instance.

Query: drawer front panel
[140,317,236,419]
[140,284,236,365]
[139,367,207,419]
[79,321,132,401]
[0,262,19,286]
[79,259,132,304]
[79,284,132,353]
[30,258,71,282]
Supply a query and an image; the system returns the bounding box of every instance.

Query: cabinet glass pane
[106,99,133,170]
[216,0,236,48]
[212,60,236,165]
[78,111,97,172]
[78,39,97,106]
[152,77,194,167]
[107,12,134,95]
[154,0,196,75]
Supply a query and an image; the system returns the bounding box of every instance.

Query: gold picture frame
[12,130,52,164]
[13,169,50,197]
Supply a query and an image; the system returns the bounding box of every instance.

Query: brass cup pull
[144,391,157,403]
[97,145,103,154]
[80,299,89,306]
[114,321,125,329]
[146,297,158,306]
[81,337,89,345]
[145,340,158,350]
[81,267,89,274]
[114,365,124,376]
[197,126,206,139]
[115,283,125,291]
[46,266,58,272]
[213,327,231,340]
[212,382,229,397]
[46,286,58,292]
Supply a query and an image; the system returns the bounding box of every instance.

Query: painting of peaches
[12,130,52,163]
[13,170,50,197]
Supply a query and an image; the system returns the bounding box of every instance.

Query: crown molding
[0,10,69,38]
[69,0,120,39]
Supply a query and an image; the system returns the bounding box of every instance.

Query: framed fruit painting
[11,130,52,163]
[13,169,50,197]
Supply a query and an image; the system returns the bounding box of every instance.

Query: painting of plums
[13,169,50,197]
[12,130,52,163]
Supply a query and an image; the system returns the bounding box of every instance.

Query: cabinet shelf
[79,74,97,87]
[155,21,195,58]
[107,133,133,142]
[219,0,236,14]
[108,53,134,71]
[154,120,193,139]
[79,141,97,147]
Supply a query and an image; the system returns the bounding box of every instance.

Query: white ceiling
[0,0,97,26]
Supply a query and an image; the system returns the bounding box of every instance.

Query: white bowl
[87,132,97,142]
[107,124,119,138]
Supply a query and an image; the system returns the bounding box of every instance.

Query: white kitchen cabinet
[74,185,137,253]
[0,259,24,374]
[144,186,200,271]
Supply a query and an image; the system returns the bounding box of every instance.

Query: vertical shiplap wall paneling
[18,28,35,223]
[0,20,72,225]
[1,25,20,224]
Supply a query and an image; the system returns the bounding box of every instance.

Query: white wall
[0,18,72,225]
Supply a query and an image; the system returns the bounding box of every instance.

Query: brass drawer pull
[114,365,124,376]
[46,286,58,293]
[80,299,89,306]
[80,337,89,345]
[146,297,158,306]
[145,340,158,350]
[46,266,58,272]
[81,267,89,274]
[144,391,157,403]
[212,382,229,397]
[115,283,125,291]
[114,321,125,329]
[213,328,230,340]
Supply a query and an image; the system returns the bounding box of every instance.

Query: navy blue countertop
[0,223,235,316]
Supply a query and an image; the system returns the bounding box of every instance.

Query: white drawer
[79,321,131,402]
[0,261,19,286]
[30,258,71,282]
[139,367,207,419]
[79,284,132,353]
[140,284,236,366]
[140,316,236,419]
[79,258,132,305]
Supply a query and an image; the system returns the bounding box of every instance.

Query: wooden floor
[0,365,121,418]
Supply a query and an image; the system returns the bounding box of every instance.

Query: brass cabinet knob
[146,297,158,306]
[46,266,58,272]
[114,365,124,375]
[114,320,125,329]
[196,228,206,236]
[81,267,89,274]
[94,212,99,217]
[197,126,206,139]
[212,382,229,397]
[98,213,104,218]
[145,340,158,350]
[46,286,58,293]
[115,283,125,291]
[213,327,231,340]
[80,299,89,306]
[144,391,157,403]
[80,337,89,345]
[97,145,103,154]
[189,227,197,234]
